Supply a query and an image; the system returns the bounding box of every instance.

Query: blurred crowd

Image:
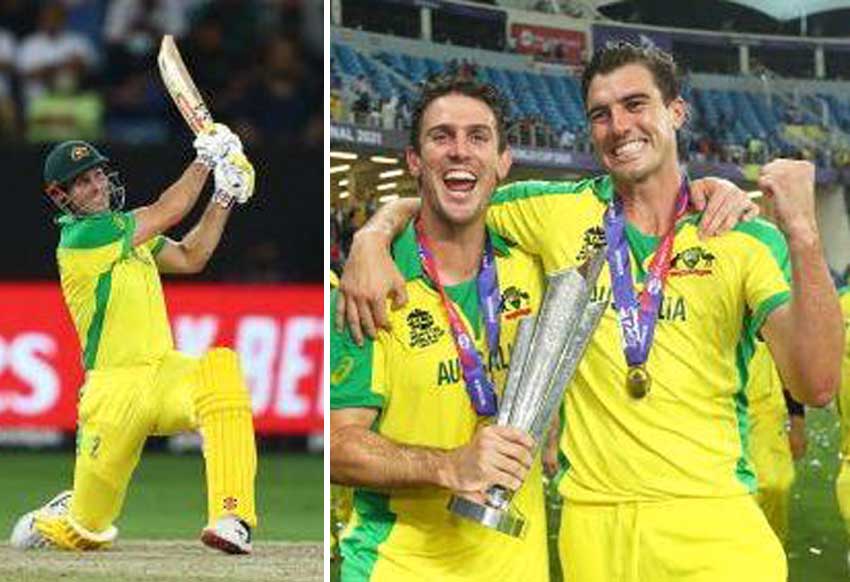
[331,67,850,169]
[0,0,322,147]
[330,199,375,275]
[685,107,850,170]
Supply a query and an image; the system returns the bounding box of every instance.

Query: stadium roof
[725,0,850,21]
[592,0,850,22]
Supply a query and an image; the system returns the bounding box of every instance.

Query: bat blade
[157,35,214,135]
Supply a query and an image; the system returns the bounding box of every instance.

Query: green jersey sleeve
[330,290,386,410]
[736,219,792,333]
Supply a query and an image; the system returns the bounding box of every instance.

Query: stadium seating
[332,37,850,163]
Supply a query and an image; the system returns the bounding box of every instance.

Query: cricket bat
[158,35,214,135]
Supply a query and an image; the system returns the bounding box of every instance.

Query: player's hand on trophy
[213,152,256,208]
[194,123,243,169]
[337,230,408,345]
[691,177,759,238]
[443,425,535,495]
[757,159,818,239]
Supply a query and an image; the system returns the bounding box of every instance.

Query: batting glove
[194,123,243,169]
[212,151,256,208]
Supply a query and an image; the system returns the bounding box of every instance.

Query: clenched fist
[757,159,818,240]
[194,123,243,169]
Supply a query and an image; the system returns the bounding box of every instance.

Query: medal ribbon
[415,218,500,416]
[604,180,689,368]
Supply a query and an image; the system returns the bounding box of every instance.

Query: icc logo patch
[500,286,531,320]
[575,226,606,262]
[671,246,715,277]
[71,145,90,160]
[407,308,444,348]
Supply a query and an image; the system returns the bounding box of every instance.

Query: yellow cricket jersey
[748,341,787,429]
[330,221,548,582]
[837,287,850,457]
[488,176,791,503]
[56,211,173,370]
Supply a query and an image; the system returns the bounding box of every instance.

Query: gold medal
[626,365,651,399]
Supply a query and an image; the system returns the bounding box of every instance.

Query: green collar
[596,174,703,280]
[594,174,614,203]
[55,210,114,226]
[392,219,511,283]
[596,173,701,239]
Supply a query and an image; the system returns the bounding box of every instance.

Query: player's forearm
[157,161,211,222]
[353,198,420,249]
[159,162,210,219]
[174,199,231,273]
[132,162,211,246]
[330,424,454,489]
[784,231,843,406]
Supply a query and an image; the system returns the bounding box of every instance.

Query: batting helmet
[43,141,109,188]
[43,141,125,216]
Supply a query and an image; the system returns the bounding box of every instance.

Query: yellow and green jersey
[330,221,548,582]
[748,341,787,426]
[56,211,173,370]
[488,176,791,503]
[747,339,795,544]
[837,288,850,457]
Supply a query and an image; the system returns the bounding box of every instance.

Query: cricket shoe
[201,516,253,555]
[9,490,71,550]
[10,491,117,551]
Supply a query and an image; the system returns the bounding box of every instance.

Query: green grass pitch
[0,450,323,542]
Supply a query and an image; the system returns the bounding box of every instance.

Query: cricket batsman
[9,125,258,554]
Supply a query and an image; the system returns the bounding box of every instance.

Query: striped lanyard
[604,179,689,368]
[415,218,501,417]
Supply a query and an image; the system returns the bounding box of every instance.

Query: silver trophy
[448,249,607,537]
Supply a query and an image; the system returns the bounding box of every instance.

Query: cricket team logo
[575,226,606,263]
[500,286,532,320]
[70,145,90,160]
[670,246,715,277]
[331,355,355,385]
[407,308,445,348]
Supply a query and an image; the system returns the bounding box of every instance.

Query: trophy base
[447,495,526,538]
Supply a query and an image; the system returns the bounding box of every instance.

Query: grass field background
[331,407,850,581]
[0,450,323,542]
[785,406,848,581]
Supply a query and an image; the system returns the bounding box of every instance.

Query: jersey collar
[55,210,115,226]
[595,173,700,238]
[392,218,511,283]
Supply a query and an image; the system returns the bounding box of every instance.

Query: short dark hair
[409,73,510,153]
[581,41,681,107]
